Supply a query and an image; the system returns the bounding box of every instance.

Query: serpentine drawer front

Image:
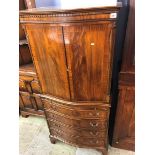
[43,99,109,119]
[47,112,107,129]
[20,3,121,155]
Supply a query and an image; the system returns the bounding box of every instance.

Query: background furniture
[19,63,44,117]
[20,3,121,154]
[110,0,135,151]
[19,0,44,117]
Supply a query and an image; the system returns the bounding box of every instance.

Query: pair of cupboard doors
[25,22,116,102]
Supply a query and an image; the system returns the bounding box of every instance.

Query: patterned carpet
[19,116,135,155]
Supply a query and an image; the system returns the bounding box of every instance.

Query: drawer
[31,80,41,94]
[49,120,106,138]
[43,99,109,119]
[77,137,105,147]
[46,111,107,130]
[50,127,79,140]
[50,129,105,147]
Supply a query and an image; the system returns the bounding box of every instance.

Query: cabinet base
[50,137,56,144]
[20,110,44,118]
[21,112,29,118]
[49,136,107,155]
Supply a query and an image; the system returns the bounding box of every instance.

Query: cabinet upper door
[64,23,115,101]
[25,24,70,100]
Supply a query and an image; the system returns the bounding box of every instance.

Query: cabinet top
[20,2,122,15]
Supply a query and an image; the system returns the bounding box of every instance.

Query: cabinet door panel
[25,25,70,100]
[64,23,115,101]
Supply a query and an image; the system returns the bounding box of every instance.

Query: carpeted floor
[19,116,135,155]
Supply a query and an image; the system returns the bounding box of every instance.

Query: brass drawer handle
[52,123,60,128]
[52,106,57,111]
[89,112,100,116]
[90,132,99,136]
[90,122,99,127]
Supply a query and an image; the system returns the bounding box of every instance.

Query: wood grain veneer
[20,4,121,154]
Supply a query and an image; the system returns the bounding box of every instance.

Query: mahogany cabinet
[111,0,135,151]
[20,4,121,154]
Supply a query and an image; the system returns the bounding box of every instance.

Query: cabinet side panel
[25,24,70,100]
[121,0,135,72]
[112,87,135,151]
[64,23,115,101]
